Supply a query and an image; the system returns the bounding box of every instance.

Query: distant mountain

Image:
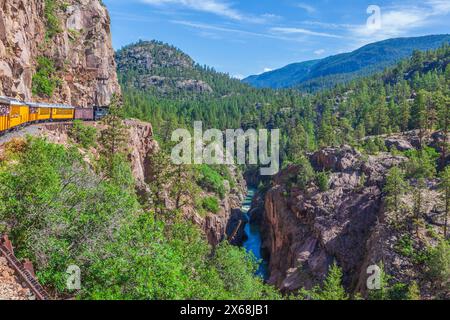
[243,34,450,91]
[116,40,249,97]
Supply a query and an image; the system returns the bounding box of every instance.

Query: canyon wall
[0,0,120,106]
[261,133,447,298]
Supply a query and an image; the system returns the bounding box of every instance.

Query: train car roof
[0,96,25,106]
[25,101,75,109]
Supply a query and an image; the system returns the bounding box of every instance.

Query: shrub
[197,165,226,198]
[404,146,439,179]
[396,235,415,257]
[316,170,330,192]
[294,156,315,190]
[202,196,220,214]
[32,56,60,97]
[69,120,97,148]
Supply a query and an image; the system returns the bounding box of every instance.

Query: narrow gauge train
[0,96,108,135]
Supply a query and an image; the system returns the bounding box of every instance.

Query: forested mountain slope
[116,40,251,97]
[119,41,450,164]
[243,34,450,92]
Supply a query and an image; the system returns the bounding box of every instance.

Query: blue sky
[104,0,450,78]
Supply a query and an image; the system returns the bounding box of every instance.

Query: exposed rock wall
[262,133,448,297]
[125,119,158,190]
[0,0,119,106]
[185,165,247,246]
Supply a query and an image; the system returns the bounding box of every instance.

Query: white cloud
[296,3,316,14]
[428,0,450,14]
[140,0,276,23]
[270,27,342,39]
[314,49,325,55]
[141,0,244,20]
[232,74,245,80]
[302,21,355,30]
[171,20,307,42]
[350,0,450,44]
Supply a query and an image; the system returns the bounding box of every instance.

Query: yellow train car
[28,107,39,123]
[38,107,52,121]
[26,102,51,121]
[1,96,81,134]
[0,101,9,133]
[0,96,29,132]
[51,105,75,120]
[9,104,29,129]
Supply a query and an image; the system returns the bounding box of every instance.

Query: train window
[0,104,9,116]
[55,109,73,115]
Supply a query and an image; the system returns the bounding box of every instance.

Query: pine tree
[376,90,389,135]
[318,262,348,300]
[304,262,348,300]
[427,240,450,293]
[98,94,129,177]
[436,91,449,169]
[368,263,391,300]
[411,50,425,70]
[413,178,426,236]
[399,99,411,132]
[170,164,200,211]
[439,166,450,238]
[288,123,311,161]
[146,149,172,215]
[413,90,428,148]
[384,166,409,223]
[406,281,421,300]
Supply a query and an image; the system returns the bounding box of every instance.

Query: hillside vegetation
[0,106,280,300]
[120,41,450,164]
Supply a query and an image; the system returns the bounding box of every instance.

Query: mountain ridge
[243,34,450,91]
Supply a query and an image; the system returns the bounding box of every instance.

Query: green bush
[294,156,315,190]
[69,120,97,148]
[396,235,415,257]
[202,196,220,214]
[316,170,330,192]
[32,56,60,97]
[404,147,439,179]
[197,164,226,198]
[427,240,450,291]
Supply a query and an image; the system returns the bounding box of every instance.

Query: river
[242,187,269,280]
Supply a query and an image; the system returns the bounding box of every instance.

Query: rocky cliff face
[124,119,159,191]
[262,132,447,298]
[199,167,247,246]
[0,0,119,106]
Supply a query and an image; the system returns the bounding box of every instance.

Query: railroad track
[0,242,50,300]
